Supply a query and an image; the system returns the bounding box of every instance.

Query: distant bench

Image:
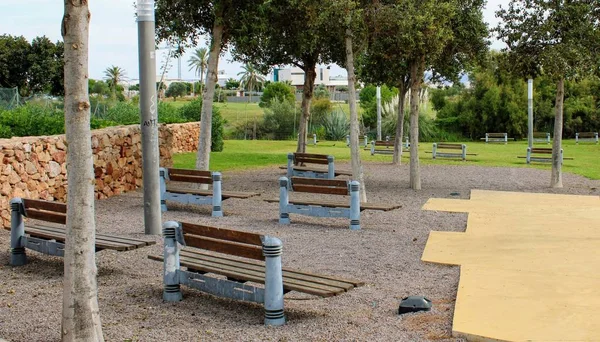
[481,133,508,144]
[160,167,260,217]
[279,152,351,180]
[265,177,401,230]
[533,132,551,144]
[576,132,598,144]
[346,135,369,148]
[7,198,155,266]
[517,147,573,164]
[430,143,476,161]
[148,221,363,326]
[370,140,410,156]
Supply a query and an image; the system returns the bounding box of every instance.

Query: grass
[173,139,600,180]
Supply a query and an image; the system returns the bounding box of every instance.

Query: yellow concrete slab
[421,190,600,341]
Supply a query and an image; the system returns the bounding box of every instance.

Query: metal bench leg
[286,153,293,189]
[432,143,437,159]
[346,134,350,147]
[211,172,223,217]
[159,167,168,212]
[370,140,375,155]
[163,221,183,302]
[313,134,317,146]
[462,144,467,161]
[263,236,285,326]
[279,177,290,224]
[527,147,532,164]
[10,198,26,266]
[327,155,335,180]
[364,135,368,148]
[350,181,360,230]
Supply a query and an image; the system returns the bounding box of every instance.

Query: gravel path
[1,162,598,341]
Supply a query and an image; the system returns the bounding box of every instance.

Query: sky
[0,0,508,83]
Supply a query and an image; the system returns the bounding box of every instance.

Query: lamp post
[137,0,161,235]
[376,85,382,141]
[528,79,533,149]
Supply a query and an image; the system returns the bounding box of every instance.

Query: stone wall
[0,122,199,227]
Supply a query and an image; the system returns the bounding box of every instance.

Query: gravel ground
[1,162,599,342]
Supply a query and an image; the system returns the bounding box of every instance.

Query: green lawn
[173,139,600,180]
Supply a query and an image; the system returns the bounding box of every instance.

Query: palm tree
[238,63,266,102]
[188,47,208,95]
[104,65,127,100]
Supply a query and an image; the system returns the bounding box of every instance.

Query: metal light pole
[376,86,382,141]
[528,79,533,149]
[137,0,161,235]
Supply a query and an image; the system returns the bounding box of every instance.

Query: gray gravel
[1,162,599,342]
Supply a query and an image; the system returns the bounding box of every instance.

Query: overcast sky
[0,0,508,82]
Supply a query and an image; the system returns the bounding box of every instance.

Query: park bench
[280,152,352,180]
[7,197,155,266]
[346,135,369,148]
[517,147,573,164]
[533,132,551,144]
[370,140,410,155]
[148,221,363,326]
[431,143,476,161]
[575,132,598,144]
[159,167,260,217]
[481,133,508,144]
[265,177,401,230]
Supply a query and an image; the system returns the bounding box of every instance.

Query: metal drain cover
[398,296,432,314]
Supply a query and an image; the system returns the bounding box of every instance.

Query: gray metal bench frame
[575,132,599,144]
[533,132,551,144]
[525,147,564,164]
[346,135,369,148]
[159,168,224,217]
[432,143,467,161]
[370,139,409,156]
[278,177,361,230]
[286,153,342,180]
[481,133,508,144]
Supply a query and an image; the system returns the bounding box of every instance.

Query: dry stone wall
[0,122,199,227]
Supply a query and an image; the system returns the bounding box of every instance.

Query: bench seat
[264,198,401,211]
[284,153,351,179]
[149,249,363,297]
[278,165,352,177]
[166,186,260,200]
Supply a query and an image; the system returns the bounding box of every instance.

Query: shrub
[314,84,330,100]
[104,102,139,125]
[158,102,184,124]
[322,110,349,141]
[262,99,297,139]
[211,108,225,151]
[179,98,202,122]
[259,82,295,108]
[310,98,332,126]
[0,104,64,138]
[165,82,188,100]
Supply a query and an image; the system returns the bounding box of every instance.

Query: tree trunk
[409,58,424,190]
[550,77,564,188]
[200,65,205,95]
[345,29,367,202]
[61,1,104,341]
[195,20,223,170]
[297,65,316,153]
[393,82,407,165]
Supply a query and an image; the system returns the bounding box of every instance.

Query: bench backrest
[22,198,66,225]
[291,177,349,196]
[167,168,213,184]
[293,153,329,166]
[374,140,394,147]
[529,148,553,154]
[181,222,265,261]
[533,132,548,138]
[436,143,463,150]
[487,133,507,138]
[577,132,598,138]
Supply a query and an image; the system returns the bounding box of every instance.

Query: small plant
[322,110,349,141]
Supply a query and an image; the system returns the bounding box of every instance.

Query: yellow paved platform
[421,190,600,341]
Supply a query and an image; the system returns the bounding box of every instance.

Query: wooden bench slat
[436,144,463,149]
[292,185,349,196]
[166,186,260,199]
[168,174,213,184]
[294,158,329,165]
[291,177,348,187]
[24,226,132,251]
[182,222,263,246]
[27,224,154,250]
[183,234,265,261]
[180,249,364,289]
[25,209,66,225]
[294,153,329,160]
[264,198,401,211]
[177,251,348,294]
[23,199,67,213]
[168,168,212,177]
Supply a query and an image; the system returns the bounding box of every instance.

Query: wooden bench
[280,152,352,180]
[265,177,401,230]
[576,132,598,144]
[148,221,363,326]
[481,133,508,144]
[7,198,155,266]
[431,143,476,161]
[370,140,410,155]
[159,167,260,217]
[533,132,551,144]
[346,134,369,148]
[517,147,573,164]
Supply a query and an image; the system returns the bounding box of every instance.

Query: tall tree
[497,0,599,188]
[238,62,266,101]
[231,0,336,153]
[156,0,262,171]
[61,0,104,340]
[187,47,208,94]
[103,65,127,100]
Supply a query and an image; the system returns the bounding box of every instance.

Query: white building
[273,67,348,92]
